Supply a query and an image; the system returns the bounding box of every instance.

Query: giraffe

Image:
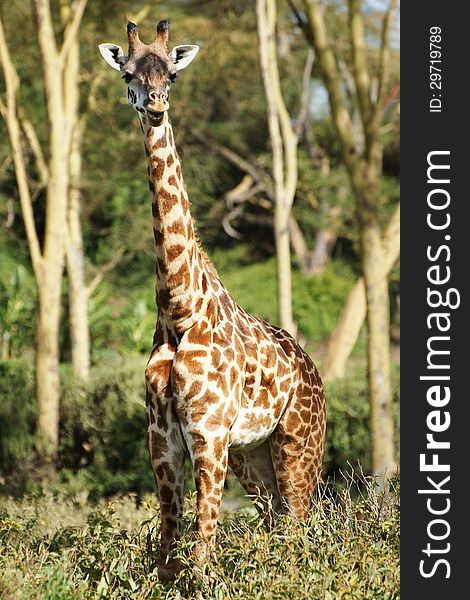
[99,19,326,584]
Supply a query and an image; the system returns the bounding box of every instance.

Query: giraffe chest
[159,307,298,453]
[228,369,291,451]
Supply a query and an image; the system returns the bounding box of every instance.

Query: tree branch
[58,0,88,70]
[302,0,357,172]
[19,111,49,185]
[371,0,397,128]
[86,248,127,298]
[190,127,268,184]
[0,18,43,279]
[348,0,372,130]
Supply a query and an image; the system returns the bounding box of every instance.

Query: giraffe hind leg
[228,439,285,526]
[270,374,326,519]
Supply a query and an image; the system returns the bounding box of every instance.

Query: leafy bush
[0,476,399,599]
[58,355,154,499]
[0,358,36,476]
[215,251,356,346]
[0,355,399,498]
[324,365,400,477]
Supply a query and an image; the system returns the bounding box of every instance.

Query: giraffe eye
[122,72,133,84]
[169,72,178,83]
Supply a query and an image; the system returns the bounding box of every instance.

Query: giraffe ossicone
[99,18,326,584]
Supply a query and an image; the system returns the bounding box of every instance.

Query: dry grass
[0,472,399,599]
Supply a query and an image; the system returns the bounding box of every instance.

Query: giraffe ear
[99,43,127,71]
[170,45,199,71]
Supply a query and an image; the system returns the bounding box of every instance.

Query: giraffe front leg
[154,450,185,584]
[190,433,229,568]
[147,392,186,584]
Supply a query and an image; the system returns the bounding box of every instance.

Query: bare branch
[371,0,397,126]
[289,214,309,269]
[348,0,372,128]
[0,17,43,278]
[19,111,49,184]
[225,174,257,207]
[222,205,244,240]
[86,248,127,298]
[295,48,315,137]
[59,0,88,70]
[190,127,268,183]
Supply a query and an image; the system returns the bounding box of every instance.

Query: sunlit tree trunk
[323,205,399,381]
[257,0,303,336]
[0,0,88,463]
[299,0,398,484]
[61,0,90,379]
[34,0,70,459]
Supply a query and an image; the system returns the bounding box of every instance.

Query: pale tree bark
[61,0,90,380]
[257,0,311,336]
[0,0,88,462]
[323,204,399,381]
[297,0,398,484]
[33,0,68,460]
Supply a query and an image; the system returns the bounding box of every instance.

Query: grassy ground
[0,474,399,599]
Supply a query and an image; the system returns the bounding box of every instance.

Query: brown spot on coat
[166,244,185,262]
[152,157,165,181]
[153,129,168,149]
[168,261,191,288]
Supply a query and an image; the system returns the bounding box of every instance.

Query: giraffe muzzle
[146,95,169,126]
[147,109,166,126]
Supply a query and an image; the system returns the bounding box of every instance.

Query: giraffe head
[99,19,199,126]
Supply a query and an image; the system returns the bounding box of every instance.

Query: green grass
[0,474,399,599]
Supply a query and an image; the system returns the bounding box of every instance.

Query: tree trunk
[65,159,90,379]
[308,228,337,274]
[359,217,395,481]
[275,206,296,335]
[289,213,337,276]
[257,0,299,336]
[61,0,90,380]
[64,114,90,380]
[1,1,88,464]
[322,204,399,381]
[299,0,398,486]
[36,277,62,458]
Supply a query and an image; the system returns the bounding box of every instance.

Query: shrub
[58,355,154,499]
[0,358,36,476]
[0,476,400,599]
[324,365,400,477]
[0,355,400,497]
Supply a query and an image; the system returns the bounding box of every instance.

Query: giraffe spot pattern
[138,115,325,582]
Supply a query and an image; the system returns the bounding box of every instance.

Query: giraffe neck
[143,114,214,336]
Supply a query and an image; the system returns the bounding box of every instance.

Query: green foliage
[0,359,36,476]
[324,365,400,477]
[0,355,400,499]
[0,264,37,358]
[215,250,356,346]
[0,477,399,599]
[58,356,154,499]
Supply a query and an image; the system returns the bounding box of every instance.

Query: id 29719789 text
[429,26,442,113]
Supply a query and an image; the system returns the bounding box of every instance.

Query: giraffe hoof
[158,558,182,584]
